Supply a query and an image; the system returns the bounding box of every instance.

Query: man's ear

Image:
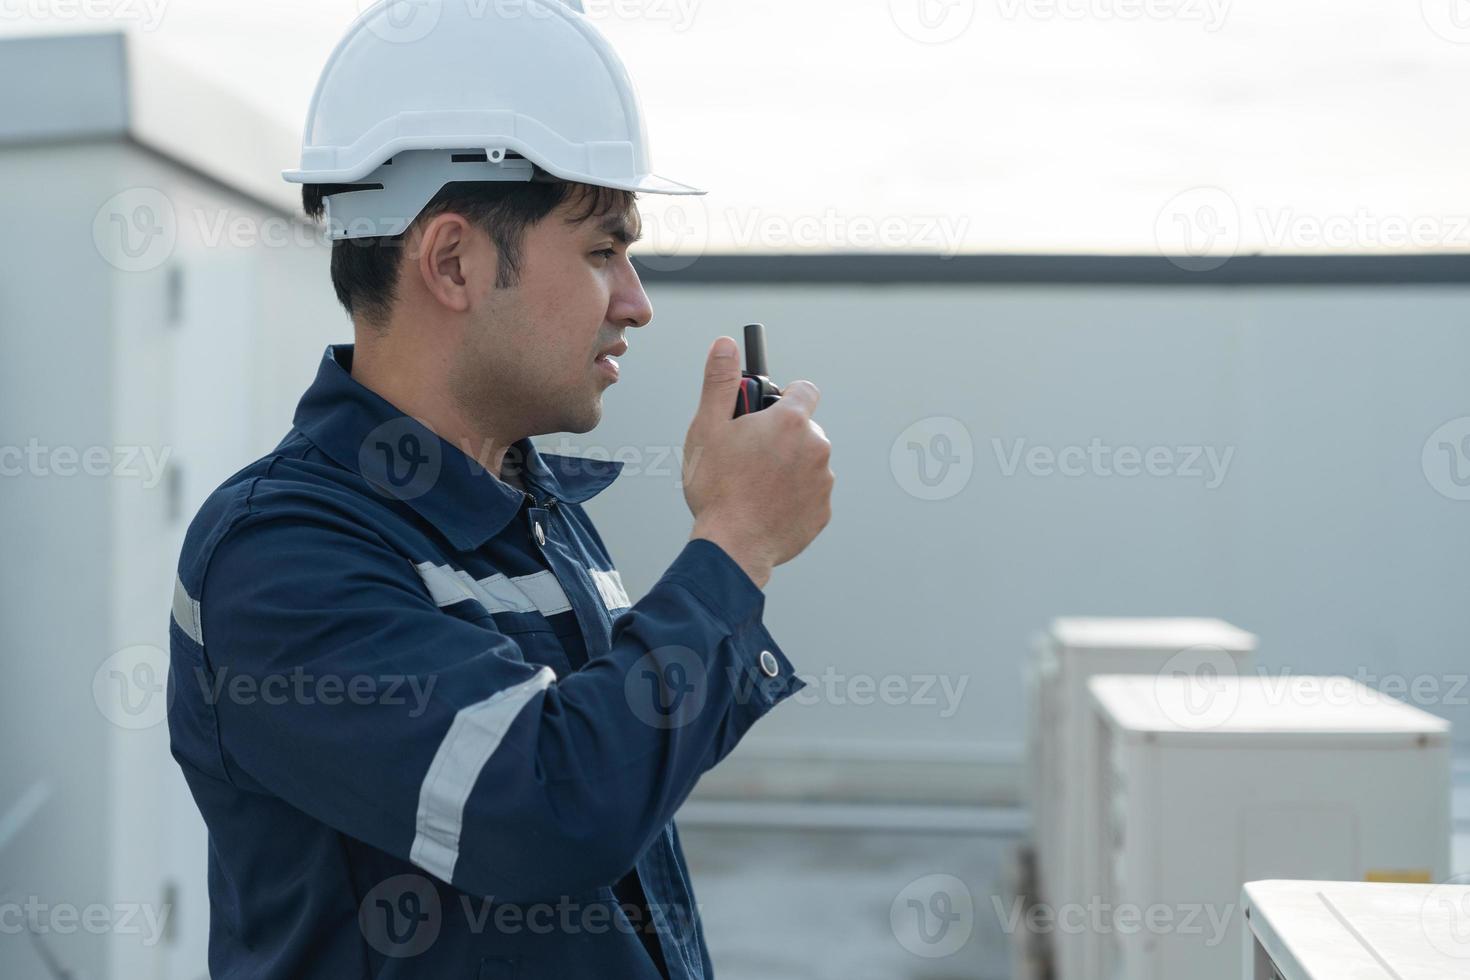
[411,212,483,314]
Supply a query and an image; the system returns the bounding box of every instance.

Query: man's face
[449,192,652,444]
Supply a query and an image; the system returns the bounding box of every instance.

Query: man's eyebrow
[598,213,643,246]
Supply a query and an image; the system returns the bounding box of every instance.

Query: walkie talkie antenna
[743,323,769,379]
[732,323,783,418]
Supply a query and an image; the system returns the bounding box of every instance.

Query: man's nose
[610,262,654,329]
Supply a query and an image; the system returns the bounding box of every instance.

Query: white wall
[0,139,124,980]
[572,280,1470,794]
[0,136,345,980]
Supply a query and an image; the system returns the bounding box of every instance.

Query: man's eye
[592,248,617,260]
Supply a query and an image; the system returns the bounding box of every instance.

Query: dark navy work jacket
[167,344,805,979]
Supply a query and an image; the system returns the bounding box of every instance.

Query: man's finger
[774,379,820,418]
[695,336,744,425]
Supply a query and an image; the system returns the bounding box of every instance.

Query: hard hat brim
[591,171,706,196]
[282,161,705,197]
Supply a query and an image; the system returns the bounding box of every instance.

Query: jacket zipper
[522,490,557,511]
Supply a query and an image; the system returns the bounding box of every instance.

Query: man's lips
[595,340,627,380]
[596,340,629,361]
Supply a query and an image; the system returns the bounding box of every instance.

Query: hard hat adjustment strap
[322,149,535,241]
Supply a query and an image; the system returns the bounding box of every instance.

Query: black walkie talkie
[733,323,783,418]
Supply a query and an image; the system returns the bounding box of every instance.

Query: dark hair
[303,164,636,328]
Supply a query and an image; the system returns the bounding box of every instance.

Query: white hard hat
[283,0,705,240]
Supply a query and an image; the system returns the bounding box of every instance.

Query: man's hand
[683,336,834,589]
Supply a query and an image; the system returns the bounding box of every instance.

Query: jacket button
[759,649,779,677]
[534,521,546,546]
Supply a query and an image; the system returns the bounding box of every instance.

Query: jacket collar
[292,344,623,551]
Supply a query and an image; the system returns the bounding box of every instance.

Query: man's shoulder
[175,429,396,588]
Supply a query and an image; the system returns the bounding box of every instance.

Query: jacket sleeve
[187,506,804,902]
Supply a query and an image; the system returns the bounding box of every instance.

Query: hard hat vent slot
[322,183,384,197]
[448,149,517,164]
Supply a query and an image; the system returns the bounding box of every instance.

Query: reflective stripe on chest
[414,560,629,619]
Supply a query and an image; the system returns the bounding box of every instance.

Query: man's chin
[561,398,602,435]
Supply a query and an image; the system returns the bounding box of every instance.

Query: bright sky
[7,0,1470,254]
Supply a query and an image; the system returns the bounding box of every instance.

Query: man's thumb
[695,336,742,421]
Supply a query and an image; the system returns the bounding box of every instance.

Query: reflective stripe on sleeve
[172,575,204,646]
[410,666,555,882]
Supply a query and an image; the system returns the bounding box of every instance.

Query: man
[166,1,832,978]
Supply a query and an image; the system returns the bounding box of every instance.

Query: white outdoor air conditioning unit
[1242,879,1470,979]
[1025,617,1257,980]
[1086,674,1451,980]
